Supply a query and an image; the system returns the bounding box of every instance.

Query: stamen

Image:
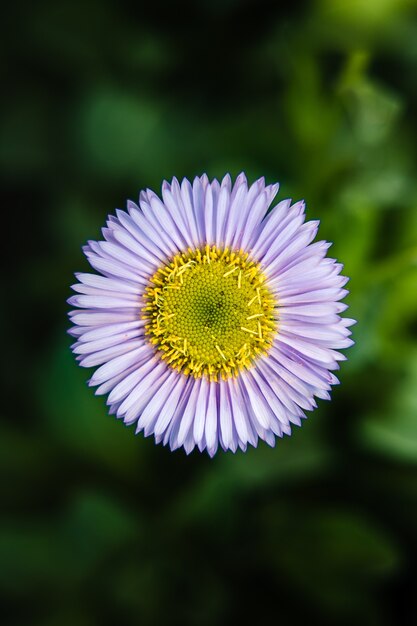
[143,245,277,381]
[223,266,238,278]
[215,344,227,360]
[240,326,258,336]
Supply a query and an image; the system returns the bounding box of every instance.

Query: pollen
[142,245,277,381]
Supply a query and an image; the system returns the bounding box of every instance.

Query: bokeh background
[2,0,417,624]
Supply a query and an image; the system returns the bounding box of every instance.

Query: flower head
[68,173,354,456]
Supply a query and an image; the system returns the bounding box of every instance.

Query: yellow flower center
[142,245,277,381]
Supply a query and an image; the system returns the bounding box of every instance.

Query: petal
[75,320,144,343]
[88,345,149,385]
[161,180,196,249]
[214,183,231,247]
[176,377,203,448]
[74,272,139,294]
[136,370,179,436]
[228,379,257,448]
[223,176,248,246]
[190,378,208,448]
[205,382,219,457]
[219,381,234,450]
[80,339,146,368]
[72,328,143,354]
[153,375,187,438]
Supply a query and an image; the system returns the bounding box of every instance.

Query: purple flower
[68,173,354,456]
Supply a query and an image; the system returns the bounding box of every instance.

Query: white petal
[76,320,144,343]
[89,345,148,385]
[108,359,158,404]
[214,184,230,247]
[137,371,179,436]
[162,181,196,249]
[80,339,145,368]
[223,179,247,246]
[69,311,137,326]
[154,375,187,438]
[204,184,214,244]
[176,377,203,447]
[179,177,200,246]
[192,378,207,447]
[68,295,140,310]
[75,273,139,294]
[228,379,256,447]
[72,328,142,354]
[205,382,218,456]
[219,381,233,450]
[88,255,146,284]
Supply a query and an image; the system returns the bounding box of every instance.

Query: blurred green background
[2,0,417,624]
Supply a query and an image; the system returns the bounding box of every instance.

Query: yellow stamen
[240,326,259,336]
[215,344,227,360]
[142,244,277,381]
[223,266,238,278]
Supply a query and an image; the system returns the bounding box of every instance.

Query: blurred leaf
[263,507,400,621]
[0,99,50,176]
[338,50,403,147]
[174,416,331,525]
[319,0,415,29]
[61,489,139,567]
[0,490,137,593]
[77,89,162,178]
[39,337,144,473]
[360,350,417,463]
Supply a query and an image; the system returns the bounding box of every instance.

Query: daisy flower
[68,173,354,456]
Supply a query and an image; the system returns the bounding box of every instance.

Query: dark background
[2,1,417,624]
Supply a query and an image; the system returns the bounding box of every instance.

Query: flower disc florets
[143,245,276,381]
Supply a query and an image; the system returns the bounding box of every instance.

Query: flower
[68,173,354,456]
